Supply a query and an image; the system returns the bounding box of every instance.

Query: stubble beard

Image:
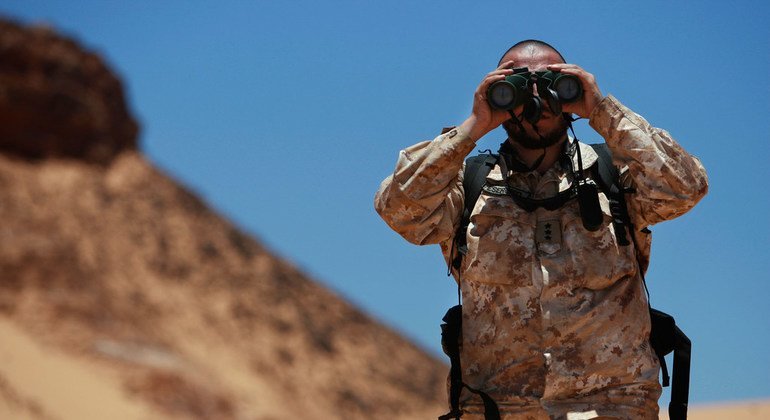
[503,116,569,150]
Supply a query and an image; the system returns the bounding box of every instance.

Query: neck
[508,136,568,174]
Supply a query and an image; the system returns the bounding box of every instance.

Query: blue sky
[2,0,768,407]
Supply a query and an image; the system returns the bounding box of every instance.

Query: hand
[546,63,604,119]
[460,60,519,142]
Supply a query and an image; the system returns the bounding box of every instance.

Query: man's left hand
[546,63,604,119]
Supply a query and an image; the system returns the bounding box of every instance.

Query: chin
[503,118,568,150]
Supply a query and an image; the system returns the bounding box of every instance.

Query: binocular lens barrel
[488,82,517,109]
[553,76,582,102]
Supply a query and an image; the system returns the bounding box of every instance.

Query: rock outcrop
[0,20,138,164]
[0,18,446,420]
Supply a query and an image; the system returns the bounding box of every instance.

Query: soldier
[374,40,708,419]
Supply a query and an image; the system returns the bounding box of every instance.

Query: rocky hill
[0,18,446,420]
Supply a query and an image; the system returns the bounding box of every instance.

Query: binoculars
[487,67,582,122]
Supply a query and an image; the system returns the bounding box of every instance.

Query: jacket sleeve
[589,95,709,228]
[374,126,477,246]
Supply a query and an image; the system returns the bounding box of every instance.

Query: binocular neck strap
[504,111,546,173]
[566,120,586,178]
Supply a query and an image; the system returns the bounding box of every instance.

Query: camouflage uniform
[374,95,708,419]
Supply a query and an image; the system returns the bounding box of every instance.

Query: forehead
[500,47,563,71]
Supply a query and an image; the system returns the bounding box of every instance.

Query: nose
[530,79,540,97]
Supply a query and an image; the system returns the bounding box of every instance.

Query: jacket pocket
[557,194,637,290]
[462,192,536,286]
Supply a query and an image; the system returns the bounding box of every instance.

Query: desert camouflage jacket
[374,95,708,414]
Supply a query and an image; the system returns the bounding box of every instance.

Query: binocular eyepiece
[487,67,582,123]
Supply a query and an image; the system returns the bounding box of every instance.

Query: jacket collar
[497,137,599,175]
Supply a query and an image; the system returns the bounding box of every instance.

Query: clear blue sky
[3,0,768,407]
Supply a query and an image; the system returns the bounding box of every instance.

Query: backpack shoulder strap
[588,143,617,191]
[462,154,499,220]
[451,153,498,271]
[590,143,691,420]
[589,143,631,246]
[443,153,503,420]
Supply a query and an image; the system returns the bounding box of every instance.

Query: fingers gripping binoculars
[487,67,582,123]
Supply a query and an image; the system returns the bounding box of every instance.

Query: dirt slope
[0,17,446,420]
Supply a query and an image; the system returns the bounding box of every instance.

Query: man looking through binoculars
[375,40,708,419]
[463,42,603,170]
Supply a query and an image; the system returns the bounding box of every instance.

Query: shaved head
[498,39,566,65]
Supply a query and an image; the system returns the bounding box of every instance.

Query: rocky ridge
[0,18,446,420]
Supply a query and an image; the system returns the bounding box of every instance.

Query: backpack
[440,143,691,420]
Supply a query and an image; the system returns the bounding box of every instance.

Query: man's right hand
[460,60,519,142]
